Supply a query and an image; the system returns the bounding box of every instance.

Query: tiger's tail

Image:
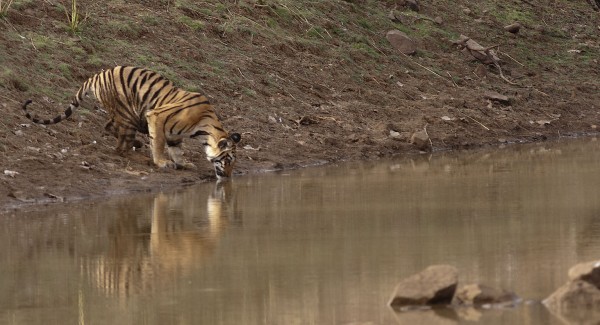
[22,74,97,125]
[22,99,80,125]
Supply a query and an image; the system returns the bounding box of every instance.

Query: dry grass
[0,0,15,18]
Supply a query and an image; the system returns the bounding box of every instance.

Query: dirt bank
[0,0,598,212]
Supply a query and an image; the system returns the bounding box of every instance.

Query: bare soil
[0,0,598,212]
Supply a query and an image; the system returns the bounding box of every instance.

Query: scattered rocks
[386,30,417,55]
[545,260,600,307]
[388,265,458,309]
[388,265,523,323]
[454,284,520,307]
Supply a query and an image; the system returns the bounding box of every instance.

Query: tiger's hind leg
[114,124,139,155]
[167,139,195,169]
[106,119,143,150]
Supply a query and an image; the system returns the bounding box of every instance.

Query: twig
[423,123,433,150]
[493,62,517,85]
[29,37,38,51]
[446,71,458,87]
[237,68,253,82]
[457,109,490,131]
[466,115,490,131]
[400,52,453,85]
[368,36,386,56]
[530,87,550,97]
[499,50,525,67]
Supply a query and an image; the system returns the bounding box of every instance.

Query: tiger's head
[208,133,241,179]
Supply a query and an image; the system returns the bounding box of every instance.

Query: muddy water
[2,139,600,324]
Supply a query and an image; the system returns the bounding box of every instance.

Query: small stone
[504,22,522,34]
[14,130,24,137]
[410,130,430,151]
[484,91,510,104]
[386,30,417,55]
[389,130,401,139]
[405,0,420,12]
[4,170,19,177]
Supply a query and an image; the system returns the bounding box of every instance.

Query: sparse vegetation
[0,0,14,19]
[178,15,205,31]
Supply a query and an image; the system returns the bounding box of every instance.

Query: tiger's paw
[175,162,196,170]
[155,160,177,169]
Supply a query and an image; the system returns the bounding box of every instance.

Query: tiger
[22,66,241,179]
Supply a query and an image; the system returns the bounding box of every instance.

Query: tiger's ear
[230,133,241,143]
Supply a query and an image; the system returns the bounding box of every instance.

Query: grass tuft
[64,0,84,34]
[0,0,14,19]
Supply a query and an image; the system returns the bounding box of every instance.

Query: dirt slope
[0,0,599,211]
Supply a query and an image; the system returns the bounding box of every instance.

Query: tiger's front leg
[167,139,196,169]
[146,112,176,169]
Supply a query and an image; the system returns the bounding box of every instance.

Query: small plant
[0,0,14,18]
[64,0,84,34]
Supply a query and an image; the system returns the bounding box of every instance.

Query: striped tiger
[22,66,241,179]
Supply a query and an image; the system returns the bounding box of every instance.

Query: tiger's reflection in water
[85,181,237,299]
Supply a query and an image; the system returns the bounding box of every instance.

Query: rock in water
[388,265,459,308]
[544,260,600,324]
[544,280,600,309]
[568,260,600,285]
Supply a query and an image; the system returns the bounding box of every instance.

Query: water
[2,138,600,324]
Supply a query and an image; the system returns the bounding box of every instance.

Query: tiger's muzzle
[211,151,236,179]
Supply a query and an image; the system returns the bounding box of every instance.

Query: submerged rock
[388,265,459,308]
[454,284,520,307]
